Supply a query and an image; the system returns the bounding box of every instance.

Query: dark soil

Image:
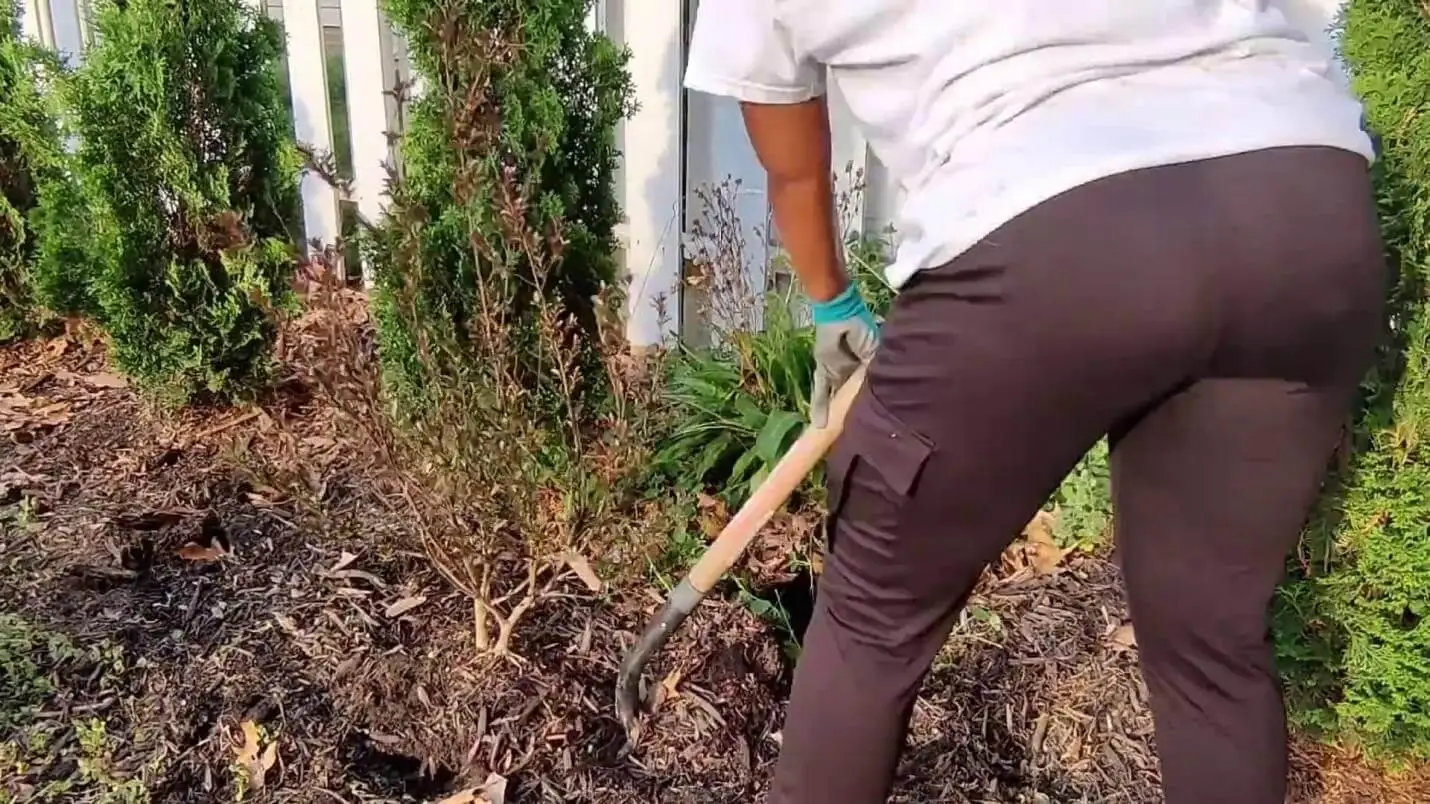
[2,336,1425,803]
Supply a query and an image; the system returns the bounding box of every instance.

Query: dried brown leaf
[235,720,261,768]
[178,542,225,562]
[260,740,278,772]
[30,402,72,427]
[329,551,359,574]
[1110,622,1138,649]
[1023,511,1067,575]
[329,568,387,589]
[699,502,730,541]
[437,773,507,804]
[385,595,427,618]
[564,551,603,592]
[82,372,128,389]
[438,773,510,804]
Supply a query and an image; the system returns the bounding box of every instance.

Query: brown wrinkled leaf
[236,720,261,769]
[650,665,685,714]
[697,494,730,540]
[45,337,68,359]
[1023,510,1068,575]
[385,595,427,618]
[235,720,277,789]
[1110,622,1138,649]
[564,551,603,592]
[30,402,72,427]
[661,666,684,698]
[260,740,278,772]
[178,542,225,562]
[437,772,507,804]
[328,551,359,574]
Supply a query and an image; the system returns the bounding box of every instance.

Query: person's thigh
[1110,377,1357,804]
[1107,145,1387,804]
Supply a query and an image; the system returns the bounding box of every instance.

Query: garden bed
[1,335,1425,803]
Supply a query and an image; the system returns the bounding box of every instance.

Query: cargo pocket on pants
[822,389,935,556]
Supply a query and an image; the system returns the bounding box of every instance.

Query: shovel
[615,364,868,738]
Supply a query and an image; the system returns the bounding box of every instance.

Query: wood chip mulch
[1,334,1423,803]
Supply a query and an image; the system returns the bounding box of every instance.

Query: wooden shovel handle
[686,364,867,594]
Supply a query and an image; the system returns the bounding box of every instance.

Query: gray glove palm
[809,285,880,428]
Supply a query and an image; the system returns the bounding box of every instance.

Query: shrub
[0,13,66,342]
[50,0,300,403]
[378,0,632,408]
[301,0,647,653]
[656,291,818,505]
[1273,0,1430,760]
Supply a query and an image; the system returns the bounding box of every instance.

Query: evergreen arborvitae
[1275,0,1430,760]
[54,0,300,402]
[374,0,633,412]
[0,5,66,342]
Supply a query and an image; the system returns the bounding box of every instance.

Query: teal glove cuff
[811,283,876,328]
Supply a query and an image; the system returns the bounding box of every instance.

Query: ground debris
[1,336,1424,803]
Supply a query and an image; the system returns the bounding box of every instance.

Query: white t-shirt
[683,0,1376,289]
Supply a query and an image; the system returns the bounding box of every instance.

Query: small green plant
[49,0,301,404]
[658,175,889,507]
[1047,439,1113,551]
[0,614,61,735]
[0,615,142,803]
[656,290,817,504]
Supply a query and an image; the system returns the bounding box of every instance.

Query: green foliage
[0,616,142,803]
[656,291,817,505]
[844,233,896,320]
[0,18,66,342]
[1271,0,1430,761]
[377,0,633,409]
[661,226,1120,536]
[0,614,62,735]
[48,0,300,403]
[1048,439,1112,551]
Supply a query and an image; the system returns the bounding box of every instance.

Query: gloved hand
[810,283,880,428]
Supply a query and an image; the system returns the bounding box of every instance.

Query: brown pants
[770,147,1388,804]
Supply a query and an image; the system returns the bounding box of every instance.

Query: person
[681,2,1388,803]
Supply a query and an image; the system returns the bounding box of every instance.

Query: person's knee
[1132,589,1276,690]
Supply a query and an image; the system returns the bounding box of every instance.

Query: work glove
[810,283,880,428]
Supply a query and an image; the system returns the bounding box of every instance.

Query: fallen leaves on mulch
[3,333,1428,804]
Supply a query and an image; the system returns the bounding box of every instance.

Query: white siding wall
[14,0,1352,344]
[619,0,683,347]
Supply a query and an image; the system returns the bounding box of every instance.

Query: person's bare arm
[740,99,846,303]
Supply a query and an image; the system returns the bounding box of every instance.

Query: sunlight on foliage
[46,0,301,404]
